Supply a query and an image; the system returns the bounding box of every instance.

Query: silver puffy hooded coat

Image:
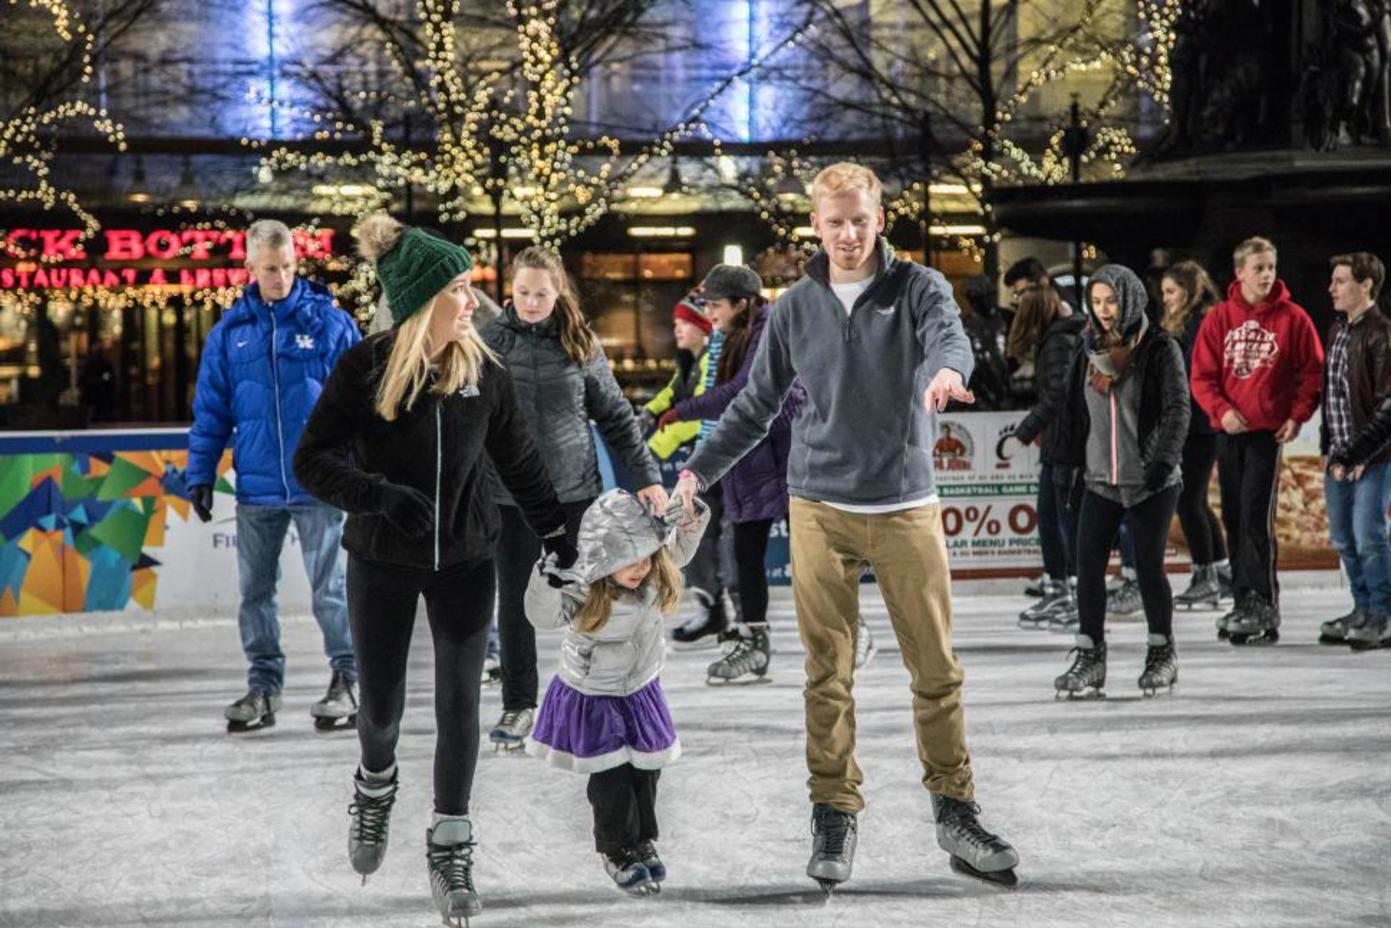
[524,489,710,696]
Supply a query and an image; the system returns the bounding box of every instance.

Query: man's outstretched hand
[923,368,974,412]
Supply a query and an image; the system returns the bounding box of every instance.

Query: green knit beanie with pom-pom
[352,213,474,326]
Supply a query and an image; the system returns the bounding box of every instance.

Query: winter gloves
[1143,461,1172,492]
[188,485,214,523]
[541,530,579,571]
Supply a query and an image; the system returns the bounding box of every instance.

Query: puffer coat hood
[573,489,696,583]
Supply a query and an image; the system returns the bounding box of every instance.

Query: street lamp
[1060,94,1090,310]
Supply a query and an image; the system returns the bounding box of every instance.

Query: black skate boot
[633,839,666,884]
[1174,565,1221,611]
[348,767,398,882]
[1215,592,1253,641]
[1216,563,1234,600]
[672,589,730,650]
[225,688,281,733]
[1023,573,1048,597]
[706,624,771,685]
[1019,579,1071,629]
[1137,634,1178,696]
[602,848,657,896]
[488,707,534,752]
[807,803,858,899]
[1347,614,1391,651]
[312,670,358,731]
[931,794,1019,888]
[1054,635,1106,699]
[427,817,482,925]
[1105,579,1144,621]
[1319,608,1361,645]
[1046,595,1080,633]
[1229,596,1280,645]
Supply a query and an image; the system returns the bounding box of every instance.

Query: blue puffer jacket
[188,278,361,505]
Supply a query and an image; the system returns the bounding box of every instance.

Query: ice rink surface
[1,582,1388,928]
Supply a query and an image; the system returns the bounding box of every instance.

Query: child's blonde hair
[573,546,683,634]
[811,162,882,209]
[1233,236,1277,272]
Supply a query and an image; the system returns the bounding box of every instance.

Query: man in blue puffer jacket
[187,219,362,733]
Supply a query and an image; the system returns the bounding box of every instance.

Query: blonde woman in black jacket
[294,213,572,925]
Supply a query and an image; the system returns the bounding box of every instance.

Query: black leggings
[587,764,660,856]
[1076,486,1181,642]
[347,555,495,816]
[1177,433,1227,566]
[733,518,775,628]
[494,501,591,711]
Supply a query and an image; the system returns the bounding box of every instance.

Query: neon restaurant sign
[0,227,336,290]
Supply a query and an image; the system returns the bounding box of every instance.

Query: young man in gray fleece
[672,162,1020,890]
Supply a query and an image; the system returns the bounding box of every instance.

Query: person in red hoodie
[1190,236,1325,644]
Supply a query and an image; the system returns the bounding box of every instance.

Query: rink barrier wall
[0,416,1336,617]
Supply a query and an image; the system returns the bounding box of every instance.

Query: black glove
[188,485,214,523]
[1144,461,1171,491]
[541,530,579,571]
[378,483,434,535]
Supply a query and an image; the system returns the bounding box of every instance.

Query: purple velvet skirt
[527,675,681,773]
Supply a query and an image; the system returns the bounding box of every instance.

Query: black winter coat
[1013,314,1085,464]
[293,331,565,571]
[483,306,660,504]
[1052,326,1191,484]
[1332,396,1391,470]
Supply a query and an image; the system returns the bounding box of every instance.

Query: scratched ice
[2,581,1387,928]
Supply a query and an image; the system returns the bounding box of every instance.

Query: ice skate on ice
[1319,608,1361,645]
[1347,613,1391,651]
[602,849,658,896]
[488,707,533,752]
[806,803,857,900]
[671,588,730,650]
[706,624,770,685]
[348,767,397,883]
[932,794,1019,889]
[633,839,666,884]
[311,670,358,731]
[1054,635,1106,699]
[1018,579,1072,629]
[1228,597,1280,645]
[1105,579,1144,621]
[224,688,281,733]
[427,818,482,926]
[1137,635,1178,696]
[1174,565,1221,611]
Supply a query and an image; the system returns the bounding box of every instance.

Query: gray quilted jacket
[483,306,660,505]
[524,490,709,696]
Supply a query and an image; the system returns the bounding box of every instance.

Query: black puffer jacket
[483,306,660,504]
[1013,313,1085,464]
[293,331,565,571]
[1053,275,1190,486]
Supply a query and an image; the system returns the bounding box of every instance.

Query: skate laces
[1142,644,1174,674]
[938,800,998,852]
[428,839,476,893]
[498,708,527,731]
[812,808,854,858]
[1064,646,1101,677]
[349,783,397,845]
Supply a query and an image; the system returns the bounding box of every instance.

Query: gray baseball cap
[700,264,763,302]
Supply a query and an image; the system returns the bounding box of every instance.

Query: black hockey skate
[932,794,1019,889]
[1319,609,1360,645]
[1228,597,1280,645]
[1018,579,1072,629]
[427,818,482,926]
[603,849,659,896]
[1174,565,1221,610]
[1054,636,1106,699]
[633,839,666,885]
[706,625,771,685]
[348,768,398,883]
[1137,636,1177,696]
[1215,592,1253,641]
[807,803,858,900]
[225,688,281,733]
[311,670,358,731]
[672,589,730,650]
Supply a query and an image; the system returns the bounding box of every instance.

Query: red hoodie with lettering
[1190,278,1324,432]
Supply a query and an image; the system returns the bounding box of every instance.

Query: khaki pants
[789,497,973,813]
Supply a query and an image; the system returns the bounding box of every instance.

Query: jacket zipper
[269,308,292,503]
[1109,390,1119,485]
[434,401,442,571]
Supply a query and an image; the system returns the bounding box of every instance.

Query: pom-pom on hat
[352,212,474,326]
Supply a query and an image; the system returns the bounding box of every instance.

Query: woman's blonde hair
[352,212,498,421]
[572,546,683,634]
[1161,260,1220,337]
[511,246,596,366]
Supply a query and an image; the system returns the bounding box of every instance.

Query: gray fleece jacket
[686,238,974,507]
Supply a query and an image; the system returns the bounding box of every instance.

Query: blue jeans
[236,502,355,693]
[1325,463,1391,616]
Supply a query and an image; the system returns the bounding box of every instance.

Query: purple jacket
[674,305,801,523]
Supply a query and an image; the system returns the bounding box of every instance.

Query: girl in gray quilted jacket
[525,489,709,897]
[483,247,665,749]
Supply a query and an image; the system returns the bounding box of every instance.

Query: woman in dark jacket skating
[481,246,664,749]
[1051,264,1191,698]
[1160,261,1233,611]
[1009,286,1086,630]
[657,264,808,685]
[293,213,575,924]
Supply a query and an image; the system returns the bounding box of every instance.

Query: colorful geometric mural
[0,431,231,617]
